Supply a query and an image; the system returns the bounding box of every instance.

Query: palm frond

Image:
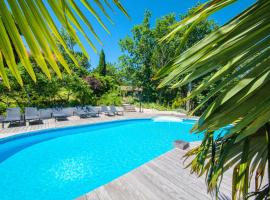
[158,0,270,199]
[0,0,129,87]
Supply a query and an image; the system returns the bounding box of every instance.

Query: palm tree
[0,0,129,89]
[156,0,269,199]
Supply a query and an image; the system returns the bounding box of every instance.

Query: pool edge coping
[0,115,198,143]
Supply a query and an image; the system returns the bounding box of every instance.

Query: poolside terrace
[0,109,186,139]
[79,148,233,200]
[1,109,263,200]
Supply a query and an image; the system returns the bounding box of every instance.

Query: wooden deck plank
[158,150,233,193]
[80,149,235,200]
[93,187,112,200]
[119,174,162,200]
[150,151,232,198]
[135,164,201,200]
[147,159,212,199]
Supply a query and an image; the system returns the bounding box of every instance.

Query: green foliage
[171,98,184,109]
[119,10,156,101]
[106,62,124,83]
[123,96,136,104]
[119,8,217,111]
[84,73,118,97]
[157,0,270,199]
[96,49,107,76]
[97,90,122,106]
[0,0,128,88]
[135,102,172,111]
[0,64,95,109]
[57,28,91,76]
[0,103,6,114]
[0,29,119,112]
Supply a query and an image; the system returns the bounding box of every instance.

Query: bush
[172,98,185,109]
[84,74,118,97]
[134,102,172,111]
[0,103,6,115]
[97,90,122,106]
[123,96,137,104]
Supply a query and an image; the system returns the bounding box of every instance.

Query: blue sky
[77,0,256,68]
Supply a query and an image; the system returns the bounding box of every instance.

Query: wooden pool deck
[78,148,233,200]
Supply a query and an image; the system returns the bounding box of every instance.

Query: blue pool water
[0,118,226,200]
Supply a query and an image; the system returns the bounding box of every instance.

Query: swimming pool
[0,118,226,199]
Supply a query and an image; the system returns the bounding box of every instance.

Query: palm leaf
[158,0,270,199]
[0,52,10,88]
[0,0,129,87]
[0,16,23,86]
[0,0,36,82]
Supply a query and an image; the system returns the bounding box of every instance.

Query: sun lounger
[39,108,53,119]
[52,108,69,121]
[85,106,100,117]
[74,107,98,118]
[74,107,90,118]
[101,106,115,116]
[62,107,75,117]
[110,106,124,115]
[3,108,21,127]
[25,107,40,122]
[94,106,101,114]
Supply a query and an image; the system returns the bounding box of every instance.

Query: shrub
[97,90,122,106]
[172,98,185,109]
[135,102,171,111]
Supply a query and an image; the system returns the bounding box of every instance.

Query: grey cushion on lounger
[110,106,124,115]
[101,106,115,116]
[52,108,68,120]
[74,107,89,118]
[3,108,21,122]
[62,107,75,117]
[85,106,99,117]
[25,107,40,121]
[39,109,53,119]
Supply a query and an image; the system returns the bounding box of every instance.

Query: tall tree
[119,9,217,107]
[97,49,107,76]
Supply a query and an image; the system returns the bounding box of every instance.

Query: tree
[156,0,270,199]
[0,1,129,88]
[119,9,217,107]
[119,10,156,102]
[57,29,91,77]
[96,49,107,76]
[106,62,124,83]
[84,73,118,98]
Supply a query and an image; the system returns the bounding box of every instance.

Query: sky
[77,0,256,68]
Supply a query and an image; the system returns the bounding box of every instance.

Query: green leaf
[0,52,10,89]
[0,0,36,82]
[0,0,129,88]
